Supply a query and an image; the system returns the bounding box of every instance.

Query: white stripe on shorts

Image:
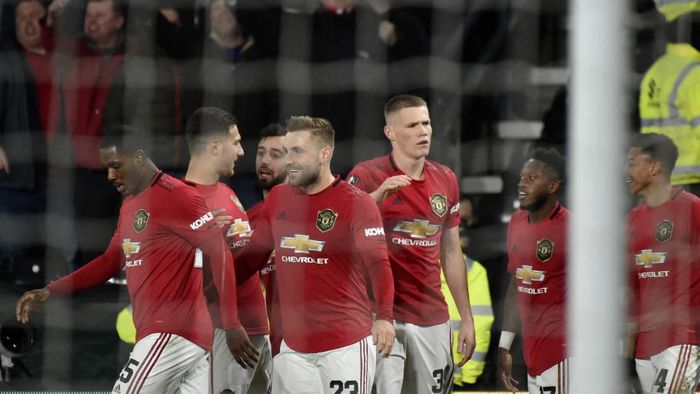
[127,333,171,394]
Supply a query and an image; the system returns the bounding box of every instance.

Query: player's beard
[288,164,320,189]
[256,171,286,191]
[520,193,548,213]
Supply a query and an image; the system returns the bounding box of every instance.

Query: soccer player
[236,116,396,394]
[497,148,569,394]
[248,123,287,357]
[15,125,250,393]
[183,107,270,393]
[346,94,475,394]
[626,133,700,394]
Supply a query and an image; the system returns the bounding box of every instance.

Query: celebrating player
[346,94,475,394]
[16,125,245,393]
[497,148,569,394]
[626,133,700,394]
[248,122,287,357]
[183,107,271,393]
[236,116,395,394]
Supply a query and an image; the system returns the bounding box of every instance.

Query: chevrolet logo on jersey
[635,249,667,268]
[280,234,325,254]
[226,218,252,238]
[516,265,545,285]
[122,239,141,259]
[393,220,440,239]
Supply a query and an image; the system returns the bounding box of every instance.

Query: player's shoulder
[267,183,292,202]
[152,173,203,204]
[424,159,458,184]
[351,155,392,175]
[336,179,374,201]
[510,209,529,225]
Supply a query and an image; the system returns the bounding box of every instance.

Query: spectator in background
[58,0,126,265]
[0,0,51,260]
[639,9,700,195]
[174,0,279,139]
[281,0,428,172]
[103,13,184,175]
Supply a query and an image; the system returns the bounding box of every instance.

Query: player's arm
[441,225,476,366]
[16,231,123,324]
[498,276,520,392]
[354,196,396,357]
[171,191,260,368]
[233,200,275,285]
[347,166,411,203]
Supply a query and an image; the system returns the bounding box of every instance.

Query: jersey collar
[667,43,700,61]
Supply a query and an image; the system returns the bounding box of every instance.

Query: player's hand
[47,0,70,27]
[372,319,395,358]
[369,175,412,202]
[456,319,476,367]
[0,146,10,174]
[212,208,232,228]
[225,327,259,369]
[497,347,519,393]
[16,288,50,324]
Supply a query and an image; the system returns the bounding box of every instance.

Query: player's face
[100,147,139,196]
[518,159,557,212]
[218,125,244,178]
[285,131,323,189]
[386,106,432,159]
[256,136,287,190]
[16,1,46,52]
[626,147,654,195]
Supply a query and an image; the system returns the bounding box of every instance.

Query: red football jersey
[248,201,283,356]
[347,154,460,325]
[239,178,394,353]
[628,188,700,358]
[48,172,240,350]
[190,182,268,335]
[506,203,568,376]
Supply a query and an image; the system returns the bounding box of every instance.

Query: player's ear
[549,178,561,194]
[651,160,663,177]
[319,145,333,163]
[133,150,146,167]
[384,125,394,141]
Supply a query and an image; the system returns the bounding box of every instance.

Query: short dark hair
[87,0,126,18]
[285,116,334,149]
[101,124,146,156]
[185,107,238,154]
[384,94,427,120]
[259,123,286,140]
[630,133,679,174]
[530,147,566,181]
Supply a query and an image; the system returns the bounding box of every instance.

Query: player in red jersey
[625,133,700,394]
[497,148,569,394]
[15,125,248,393]
[235,116,395,394]
[346,94,475,394]
[248,123,287,357]
[183,107,270,393]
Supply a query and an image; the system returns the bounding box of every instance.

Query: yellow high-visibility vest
[640,43,700,185]
[653,0,700,22]
[441,256,494,385]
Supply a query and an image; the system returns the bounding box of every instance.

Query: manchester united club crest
[430,194,448,217]
[133,209,150,233]
[536,239,554,262]
[656,220,674,243]
[316,209,338,232]
[230,195,245,212]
